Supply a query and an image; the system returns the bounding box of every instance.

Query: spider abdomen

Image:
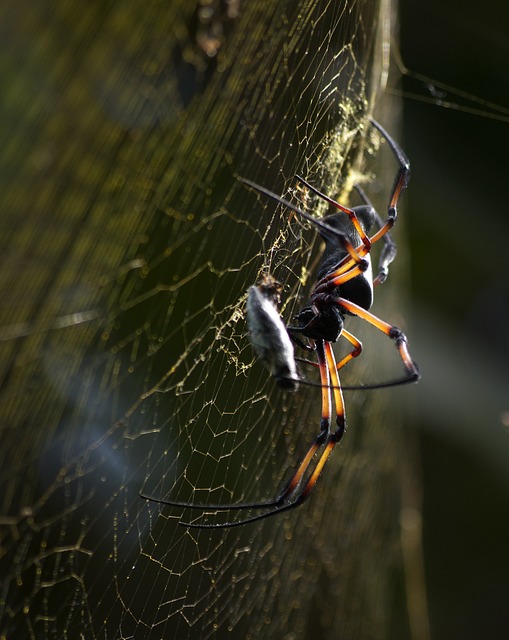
[317,210,375,312]
[333,256,374,312]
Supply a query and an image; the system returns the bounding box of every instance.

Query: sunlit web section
[0,2,407,639]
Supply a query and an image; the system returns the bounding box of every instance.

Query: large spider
[140,119,420,528]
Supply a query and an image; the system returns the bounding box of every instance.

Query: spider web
[0,1,421,638]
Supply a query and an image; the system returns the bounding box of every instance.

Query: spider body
[292,207,376,344]
[140,119,420,528]
[294,302,344,343]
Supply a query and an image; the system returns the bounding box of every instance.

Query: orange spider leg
[334,297,419,379]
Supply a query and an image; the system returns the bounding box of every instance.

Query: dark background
[400,1,509,637]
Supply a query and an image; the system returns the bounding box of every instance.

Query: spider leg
[295,175,372,252]
[295,329,363,371]
[312,257,370,299]
[290,334,315,352]
[157,341,345,528]
[335,328,363,370]
[275,339,334,501]
[293,330,371,392]
[240,177,366,267]
[293,328,414,389]
[367,119,410,285]
[354,183,396,287]
[331,296,420,382]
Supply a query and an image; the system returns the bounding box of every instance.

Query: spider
[140,119,420,528]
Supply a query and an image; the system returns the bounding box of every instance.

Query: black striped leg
[295,174,372,252]
[335,329,363,371]
[368,119,410,285]
[141,341,347,528]
[239,177,367,267]
[295,329,362,373]
[333,296,420,383]
[353,183,396,287]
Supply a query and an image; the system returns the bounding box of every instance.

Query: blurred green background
[400,1,509,637]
